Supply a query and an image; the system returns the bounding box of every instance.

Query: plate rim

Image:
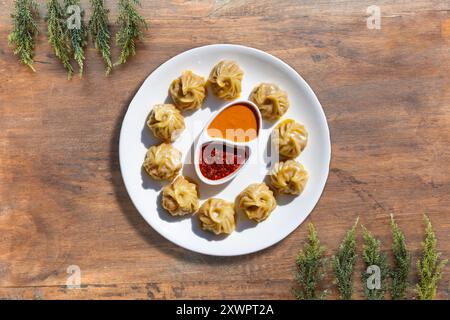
[119,44,332,256]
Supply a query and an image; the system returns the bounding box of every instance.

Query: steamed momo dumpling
[147,104,185,142]
[238,183,277,222]
[250,83,289,120]
[143,143,182,181]
[162,176,199,216]
[273,119,308,159]
[198,198,236,235]
[269,160,308,195]
[169,70,207,111]
[208,60,244,100]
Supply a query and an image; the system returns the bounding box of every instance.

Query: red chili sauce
[199,143,248,180]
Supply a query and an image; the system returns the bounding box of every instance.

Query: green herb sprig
[293,223,328,300]
[416,215,448,300]
[361,227,389,300]
[64,0,87,77]
[332,217,359,300]
[390,214,411,300]
[8,0,40,71]
[88,0,112,74]
[46,0,73,78]
[115,0,148,65]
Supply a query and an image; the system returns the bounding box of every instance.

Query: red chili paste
[199,143,247,180]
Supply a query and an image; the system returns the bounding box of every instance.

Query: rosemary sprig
[8,0,40,71]
[64,0,87,77]
[390,214,411,300]
[416,215,448,300]
[88,0,112,74]
[46,0,73,78]
[115,0,148,65]
[293,223,327,300]
[361,227,389,300]
[332,217,359,300]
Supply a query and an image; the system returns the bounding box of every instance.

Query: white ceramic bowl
[193,100,262,185]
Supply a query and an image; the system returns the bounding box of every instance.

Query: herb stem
[416,215,448,300]
[293,223,327,300]
[115,0,148,66]
[390,214,411,300]
[46,0,74,79]
[361,226,389,300]
[8,0,40,71]
[332,217,359,300]
[64,0,87,77]
[88,0,112,74]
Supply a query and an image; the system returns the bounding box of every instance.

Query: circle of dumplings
[143,61,309,235]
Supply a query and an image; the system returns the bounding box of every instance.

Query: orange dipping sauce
[207,104,259,142]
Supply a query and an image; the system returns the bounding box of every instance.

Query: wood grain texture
[0,0,449,300]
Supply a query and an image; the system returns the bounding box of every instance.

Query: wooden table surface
[0,0,449,300]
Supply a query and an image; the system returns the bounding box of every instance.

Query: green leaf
[416,215,448,300]
[64,0,87,77]
[46,0,74,79]
[293,223,327,300]
[88,0,112,74]
[360,226,389,300]
[332,217,358,299]
[8,0,40,71]
[390,214,411,300]
[115,0,148,66]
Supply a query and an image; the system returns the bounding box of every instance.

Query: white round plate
[119,44,331,256]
